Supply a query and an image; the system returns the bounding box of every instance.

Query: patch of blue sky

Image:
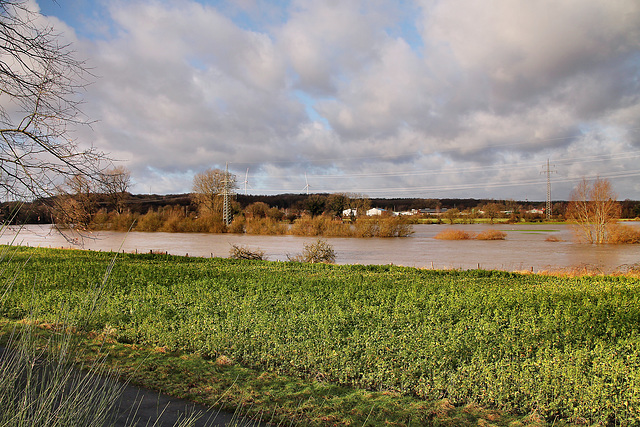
[187,57,209,72]
[38,0,115,40]
[197,0,291,33]
[38,0,83,23]
[384,4,424,55]
[294,90,331,129]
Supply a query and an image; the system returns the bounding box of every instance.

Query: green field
[1,246,640,426]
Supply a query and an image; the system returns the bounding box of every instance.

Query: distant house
[397,209,419,216]
[342,208,358,217]
[527,208,545,215]
[422,208,448,215]
[366,208,385,216]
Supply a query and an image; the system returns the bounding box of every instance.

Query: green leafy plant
[3,246,640,425]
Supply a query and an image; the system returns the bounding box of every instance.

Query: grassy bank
[1,246,640,425]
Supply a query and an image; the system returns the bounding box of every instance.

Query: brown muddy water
[2,223,640,273]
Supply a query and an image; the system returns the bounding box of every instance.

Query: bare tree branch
[0,0,106,201]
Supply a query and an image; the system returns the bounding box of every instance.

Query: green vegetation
[0,247,210,427]
[2,246,640,426]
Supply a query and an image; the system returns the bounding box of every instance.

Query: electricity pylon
[541,159,556,221]
[221,162,234,226]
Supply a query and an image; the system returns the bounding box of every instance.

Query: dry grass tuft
[612,263,640,276]
[545,235,562,242]
[475,229,507,240]
[538,263,605,277]
[434,229,474,240]
[432,399,455,418]
[215,355,235,366]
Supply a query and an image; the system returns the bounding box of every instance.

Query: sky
[33,0,640,200]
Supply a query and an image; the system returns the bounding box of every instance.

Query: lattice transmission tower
[221,162,234,226]
[541,159,556,221]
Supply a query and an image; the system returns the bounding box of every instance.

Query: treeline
[3,192,640,228]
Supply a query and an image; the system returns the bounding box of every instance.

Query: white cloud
[34,0,640,198]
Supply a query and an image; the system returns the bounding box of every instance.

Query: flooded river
[2,223,640,273]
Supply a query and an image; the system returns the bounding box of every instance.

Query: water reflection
[2,223,640,273]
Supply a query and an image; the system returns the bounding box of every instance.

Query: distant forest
[2,193,640,225]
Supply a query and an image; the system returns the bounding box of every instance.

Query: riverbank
[2,246,640,425]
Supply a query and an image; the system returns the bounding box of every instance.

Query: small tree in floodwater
[566,178,621,244]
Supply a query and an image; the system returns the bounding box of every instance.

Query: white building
[366,208,385,216]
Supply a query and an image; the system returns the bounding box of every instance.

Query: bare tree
[346,193,371,216]
[53,174,97,229]
[0,0,105,200]
[192,168,236,215]
[304,194,326,217]
[444,208,459,225]
[566,178,621,244]
[326,193,349,218]
[244,201,269,219]
[100,166,131,214]
[480,202,503,224]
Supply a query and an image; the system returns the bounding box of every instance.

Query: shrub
[434,229,474,240]
[136,210,163,232]
[229,244,266,260]
[288,239,336,263]
[376,217,414,237]
[290,216,330,236]
[227,216,246,234]
[161,208,189,233]
[244,217,287,235]
[193,213,227,233]
[91,208,110,228]
[352,219,377,237]
[606,224,640,244]
[475,229,507,240]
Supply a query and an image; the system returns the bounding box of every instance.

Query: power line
[228,128,640,168]
[231,150,640,181]
[244,169,640,196]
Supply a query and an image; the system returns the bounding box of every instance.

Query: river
[2,223,640,273]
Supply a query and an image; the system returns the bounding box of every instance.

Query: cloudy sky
[36,0,640,200]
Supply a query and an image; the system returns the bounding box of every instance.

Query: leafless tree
[566,178,621,244]
[346,193,371,216]
[480,202,503,224]
[444,208,459,225]
[53,174,97,229]
[100,165,131,214]
[0,0,105,200]
[244,201,269,219]
[326,193,349,218]
[192,168,236,215]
